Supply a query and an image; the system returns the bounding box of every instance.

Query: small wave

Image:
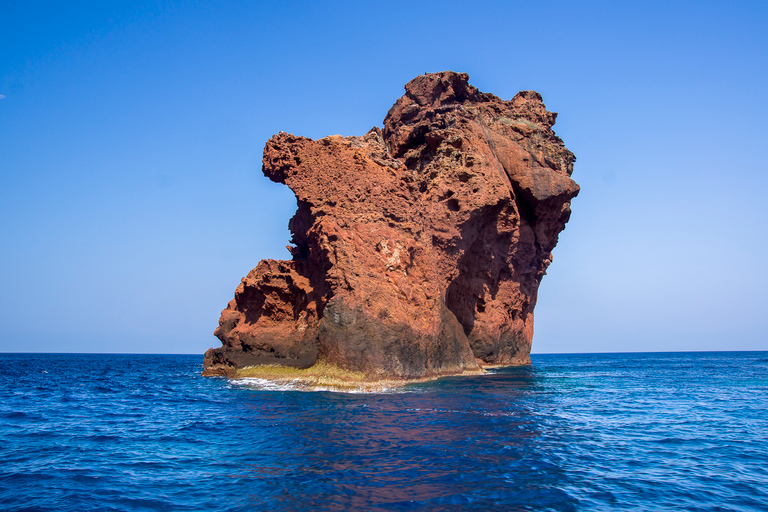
[230,377,305,392]
[1,411,33,419]
[87,435,121,442]
[1,411,47,422]
[229,377,401,394]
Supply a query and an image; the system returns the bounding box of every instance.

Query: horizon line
[1,350,766,356]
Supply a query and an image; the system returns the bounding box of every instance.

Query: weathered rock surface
[203,72,578,381]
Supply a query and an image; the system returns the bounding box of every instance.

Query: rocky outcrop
[203,72,578,381]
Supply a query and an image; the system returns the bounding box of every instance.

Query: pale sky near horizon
[1,1,766,355]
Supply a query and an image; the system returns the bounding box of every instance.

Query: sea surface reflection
[223,367,577,511]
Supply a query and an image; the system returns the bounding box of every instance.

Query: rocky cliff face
[203,72,578,381]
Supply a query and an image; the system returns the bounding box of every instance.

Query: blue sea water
[1,352,767,511]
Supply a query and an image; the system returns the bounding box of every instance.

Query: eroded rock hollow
[203,72,578,380]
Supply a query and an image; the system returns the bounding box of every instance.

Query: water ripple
[0,352,766,510]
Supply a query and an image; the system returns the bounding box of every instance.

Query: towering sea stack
[204,72,578,383]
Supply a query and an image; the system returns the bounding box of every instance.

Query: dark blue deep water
[1,352,767,511]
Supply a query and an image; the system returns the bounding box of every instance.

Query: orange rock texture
[203,72,579,380]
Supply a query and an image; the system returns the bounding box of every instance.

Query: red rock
[203,72,578,381]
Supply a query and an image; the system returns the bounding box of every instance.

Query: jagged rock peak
[403,71,492,107]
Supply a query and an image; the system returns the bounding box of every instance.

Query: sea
[1,352,766,511]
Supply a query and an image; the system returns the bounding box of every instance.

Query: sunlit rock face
[203,72,578,380]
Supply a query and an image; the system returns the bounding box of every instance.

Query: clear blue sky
[1,1,766,354]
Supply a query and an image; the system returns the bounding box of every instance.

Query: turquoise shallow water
[1,351,767,511]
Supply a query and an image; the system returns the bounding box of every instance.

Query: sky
[1,1,766,355]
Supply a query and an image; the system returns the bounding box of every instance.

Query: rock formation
[203,72,578,383]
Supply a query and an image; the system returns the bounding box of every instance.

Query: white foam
[229,377,305,392]
[228,377,406,394]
